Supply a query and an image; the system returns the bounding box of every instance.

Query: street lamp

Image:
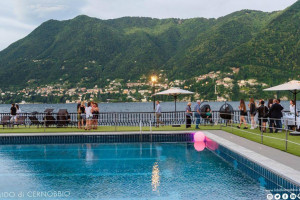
[151,74,158,110]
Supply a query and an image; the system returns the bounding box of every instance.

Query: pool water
[0,143,268,200]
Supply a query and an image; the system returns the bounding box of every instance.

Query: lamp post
[151,74,158,111]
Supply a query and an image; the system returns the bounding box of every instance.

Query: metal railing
[0,110,295,128]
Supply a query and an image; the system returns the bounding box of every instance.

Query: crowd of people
[155,100,213,129]
[155,99,297,132]
[77,101,100,130]
[9,103,22,122]
[237,98,297,133]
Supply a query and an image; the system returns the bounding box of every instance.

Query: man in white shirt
[194,100,201,129]
[155,101,164,127]
[85,102,93,130]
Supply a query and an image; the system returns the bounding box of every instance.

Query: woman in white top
[85,102,93,130]
[290,100,298,115]
[16,104,21,122]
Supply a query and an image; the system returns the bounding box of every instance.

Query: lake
[0,101,295,113]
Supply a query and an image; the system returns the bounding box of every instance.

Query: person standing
[237,99,248,129]
[194,100,201,129]
[269,99,283,133]
[77,102,82,129]
[16,104,21,122]
[290,100,297,115]
[186,102,192,128]
[276,99,283,132]
[79,102,86,129]
[92,102,100,130]
[249,98,257,129]
[257,100,269,132]
[85,102,93,130]
[267,99,274,133]
[155,101,164,127]
[10,103,17,123]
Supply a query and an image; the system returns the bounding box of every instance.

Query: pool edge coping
[0,131,196,136]
[202,131,300,187]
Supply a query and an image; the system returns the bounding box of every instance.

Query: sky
[0,0,297,51]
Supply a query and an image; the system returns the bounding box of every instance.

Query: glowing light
[151,75,157,83]
[151,162,160,192]
[194,141,205,151]
[194,131,206,142]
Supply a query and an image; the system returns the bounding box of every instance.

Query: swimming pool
[0,142,270,200]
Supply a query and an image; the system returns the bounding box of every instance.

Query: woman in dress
[290,100,298,116]
[79,102,86,129]
[77,103,82,129]
[238,99,248,129]
[16,104,21,122]
[249,98,257,129]
[92,102,100,130]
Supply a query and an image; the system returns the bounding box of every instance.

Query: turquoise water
[0,143,267,199]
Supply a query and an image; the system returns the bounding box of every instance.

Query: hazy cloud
[82,0,297,19]
[0,0,297,50]
[12,0,87,24]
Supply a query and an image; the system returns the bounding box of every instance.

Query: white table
[283,113,300,129]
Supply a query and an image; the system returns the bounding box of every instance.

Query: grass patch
[222,125,300,157]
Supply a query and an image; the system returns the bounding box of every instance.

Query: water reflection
[152,162,160,192]
[85,144,94,163]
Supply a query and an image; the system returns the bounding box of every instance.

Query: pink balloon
[194,142,206,151]
[194,131,206,142]
[205,138,219,151]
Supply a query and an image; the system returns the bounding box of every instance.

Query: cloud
[0,0,87,50]
[0,17,36,30]
[0,28,32,50]
[82,0,298,19]
[12,0,87,24]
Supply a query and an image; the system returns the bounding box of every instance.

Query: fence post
[231,114,233,133]
[139,120,142,142]
[139,120,142,134]
[150,120,152,142]
[261,118,263,144]
[44,119,46,133]
[114,113,117,131]
[285,127,288,152]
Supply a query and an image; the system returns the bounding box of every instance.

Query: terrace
[0,110,299,157]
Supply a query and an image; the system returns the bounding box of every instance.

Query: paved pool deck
[206,130,300,172]
[202,130,300,187]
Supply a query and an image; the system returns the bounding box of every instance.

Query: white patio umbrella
[264,80,300,134]
[154,87,194,117]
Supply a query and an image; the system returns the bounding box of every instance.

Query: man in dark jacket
[257,100,268,132]
[269,99,283,133]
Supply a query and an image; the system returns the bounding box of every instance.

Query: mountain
[0,1,299,101]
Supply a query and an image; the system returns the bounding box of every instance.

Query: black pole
[174,95,177,121]
[294,90,297,128]
[153,85,155,111]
